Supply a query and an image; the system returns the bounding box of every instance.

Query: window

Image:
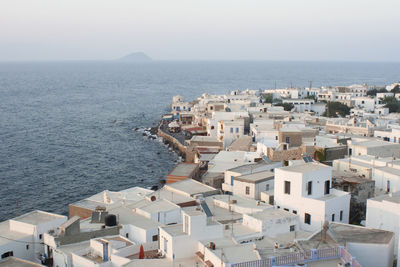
[275,136,278,140]
[236,127,239,133]
[245,186,250,195]
[343,185,349,192]
[307,181,312,195]
[324,180,330,195]
[284,208,289,212]
[152,235,158,241]
[230,176,234,186]
[290,225,295,232]
[211,126,214,130]
[293,210,297,214]
[26,245,29,250]
[277,206,280,209]
[39,234,43,240]
[184,215,189,233]
[284,181,291,195]
[331,214,335,222]
[266,184,270,191]
[286,137,290,143]
[1,251,13,259]
[125,233,129,238]
[230,127,233,133]
[305,213,311,225]
[340,210,343,221]
[163,238,168,253]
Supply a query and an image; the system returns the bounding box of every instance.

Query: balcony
[229,246,361,267]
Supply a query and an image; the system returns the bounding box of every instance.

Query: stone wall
[69,205,93,219]
[279,131,302,147]
[157,127,187,159]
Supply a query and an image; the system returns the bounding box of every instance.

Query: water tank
[105,214,117,227]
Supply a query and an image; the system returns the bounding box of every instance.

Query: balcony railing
[229,246,361,267]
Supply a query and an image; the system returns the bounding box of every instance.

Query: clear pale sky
[1,0,399,61]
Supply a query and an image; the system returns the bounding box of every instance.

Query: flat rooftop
[164,179,219,197]
[190,136,220,143]
[353,140,400,148]
[107,206,162,230]
[228,161,277,174]
[278,162,330,173]
[0,257,44,267]
[0,222,31,246]
[162,224,184,237]
[167,163,198,177]
[235,170,274,183]
[370,191,400,204]
[249,209,297,221]
[11,210,65,225]
[328,223,394,245]
[135,199,179,213]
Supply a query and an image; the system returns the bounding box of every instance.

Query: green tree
[274,102,294,111]
[261,93,274,103]
[323,101,350,117]
[366,88,387,96]
[382,96,400,113]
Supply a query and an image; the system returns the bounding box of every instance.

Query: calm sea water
[0,61,399,221]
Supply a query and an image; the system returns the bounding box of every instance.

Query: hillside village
[2,83,400,267]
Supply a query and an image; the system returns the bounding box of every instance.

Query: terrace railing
[229,246,361,267]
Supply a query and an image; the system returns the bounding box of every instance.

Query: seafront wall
[157,125,187,160]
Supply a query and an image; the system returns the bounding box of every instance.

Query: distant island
[118,52,152,62]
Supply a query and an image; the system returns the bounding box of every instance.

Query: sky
[0,0,399,61]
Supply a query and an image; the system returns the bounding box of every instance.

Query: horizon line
[1,58,400,64]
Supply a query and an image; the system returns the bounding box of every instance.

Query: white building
[349,139,400,157]
[231,170,274,200]
[242,209,299,237]
[274,162,351,232]
[222,161,281,195]
[159,210,223,260]
[366,192,400,266]
[217,119,245,148]
[375,127,400,143]
[0,210,67,263]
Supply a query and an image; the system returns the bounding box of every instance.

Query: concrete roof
[249,209,297,221]
[299,222,394,250]
[11,210,65,225]
[278,162,330,173]
[235,170,274,184]
[214,243,260,263]
[107,206,162,230]
[227,161,276,174]
[227,136,253,151]
[0,257,44,267]
[167,163,198,177]
[71,187,152,210]
[370,191,400,204]
[164,179,219,197]
[162,224,184,237]
[146,187,194,205]
[212,195,272,211]
[133,199,180,213]
[0,221,31,246]
[327,223,394,245]
[190,136,220,143]
[353,140,400,148]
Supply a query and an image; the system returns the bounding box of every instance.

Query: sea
[1,60,399,221]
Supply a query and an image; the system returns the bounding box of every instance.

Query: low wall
[157,127,187,159]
